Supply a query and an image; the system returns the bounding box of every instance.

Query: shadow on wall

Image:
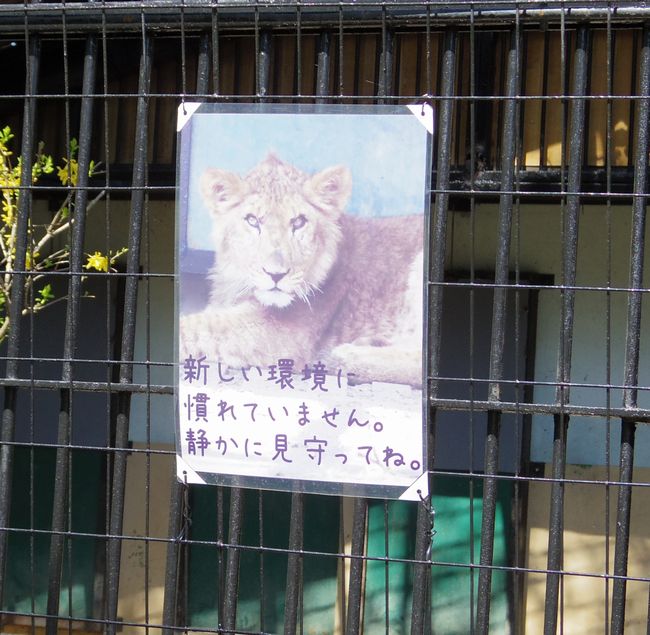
[525,465,650,634]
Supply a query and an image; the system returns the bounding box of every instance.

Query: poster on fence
[175,103,432,500]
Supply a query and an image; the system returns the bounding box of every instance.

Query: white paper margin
[177,455,207,485]
[399,471,429,501]
[407,102,434,135]
[177,102,201,131]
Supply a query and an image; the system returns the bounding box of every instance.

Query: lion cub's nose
[264,268,288,284]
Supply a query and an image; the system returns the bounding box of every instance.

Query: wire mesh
[0,2,648,635]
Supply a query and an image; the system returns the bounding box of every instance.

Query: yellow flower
[57,158,78,186]
[1,198,14,225]
[84,251,109,272]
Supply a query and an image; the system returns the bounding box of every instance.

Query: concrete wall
[525,465,650,634]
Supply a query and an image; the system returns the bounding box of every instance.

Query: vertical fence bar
[162,476,185,635]
[611,418,637,635]
[411,28,456,635]
[377,25,393,101]
[105,31,152,635]
[611,24,650,635]
[345,497,367,635]
[283,492,304,635]
[195,32,211,98]
[221,489,244,632]
[44,33,97,635]
[315,32,331,102]
[543,24,589,635]
[0,32,40,611]
[257,30,271,99]
[162,31,211,635]
[476,27,519,635]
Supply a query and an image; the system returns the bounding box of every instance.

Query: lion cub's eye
[244,214,261,230]
[291,214,307,232]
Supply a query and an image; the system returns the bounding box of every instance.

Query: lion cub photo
[180,154,424,387]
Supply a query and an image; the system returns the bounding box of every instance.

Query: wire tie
[419,93,433,116]
[176,471,192,542]
[417,488,436,560]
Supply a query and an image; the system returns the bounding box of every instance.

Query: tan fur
[180,154,424,386]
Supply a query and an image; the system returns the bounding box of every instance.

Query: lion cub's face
[201,155,351,309]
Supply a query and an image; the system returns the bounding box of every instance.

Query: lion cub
[180,154,424,387]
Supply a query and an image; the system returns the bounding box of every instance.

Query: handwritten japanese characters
[178,354,424,493]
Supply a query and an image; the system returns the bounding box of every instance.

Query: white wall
[448,203,650,466]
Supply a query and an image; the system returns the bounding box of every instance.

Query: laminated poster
[175,103,433,500]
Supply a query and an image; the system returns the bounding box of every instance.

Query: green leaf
[0,126,14,146]
[36,283,55,306]
[42,154,54,174]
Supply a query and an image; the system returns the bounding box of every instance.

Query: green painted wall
[3,447,103,620]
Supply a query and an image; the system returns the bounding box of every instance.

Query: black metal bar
[611,24,650,635]
[162,478,185,635]
[45,33,98,635]
[427,35,456,400]
[488,28,520,405]
[554,25,588,407]
[622,26,650,414]
[476,411,501,632]
[196,33,211,97]
[315,32,330,103]
[345,497,367,635]
[257,30,271,99]
[258,490,265,632]
[162,33,211,635]
[543,413,569,635]
[543,25,589,635]
[377,26,393,101]
[0,33,40,612]
[221,489,244,632]
[216,487,226,627]
[105,32,152,635]
[1,372,650,420]
[611,419,637,635]
[411,28,456,635]
[283,492,303,635]
[476,29,519,633]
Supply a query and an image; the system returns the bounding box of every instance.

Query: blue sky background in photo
[183,111,430,252]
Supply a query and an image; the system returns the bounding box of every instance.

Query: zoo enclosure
[0,1,649,634]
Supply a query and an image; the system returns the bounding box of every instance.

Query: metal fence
[0,1,649,634]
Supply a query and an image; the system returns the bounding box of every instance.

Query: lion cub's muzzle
[263,267,289,285]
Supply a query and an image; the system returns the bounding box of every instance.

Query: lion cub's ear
[201,168,248,213]
[304,165,352,215]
